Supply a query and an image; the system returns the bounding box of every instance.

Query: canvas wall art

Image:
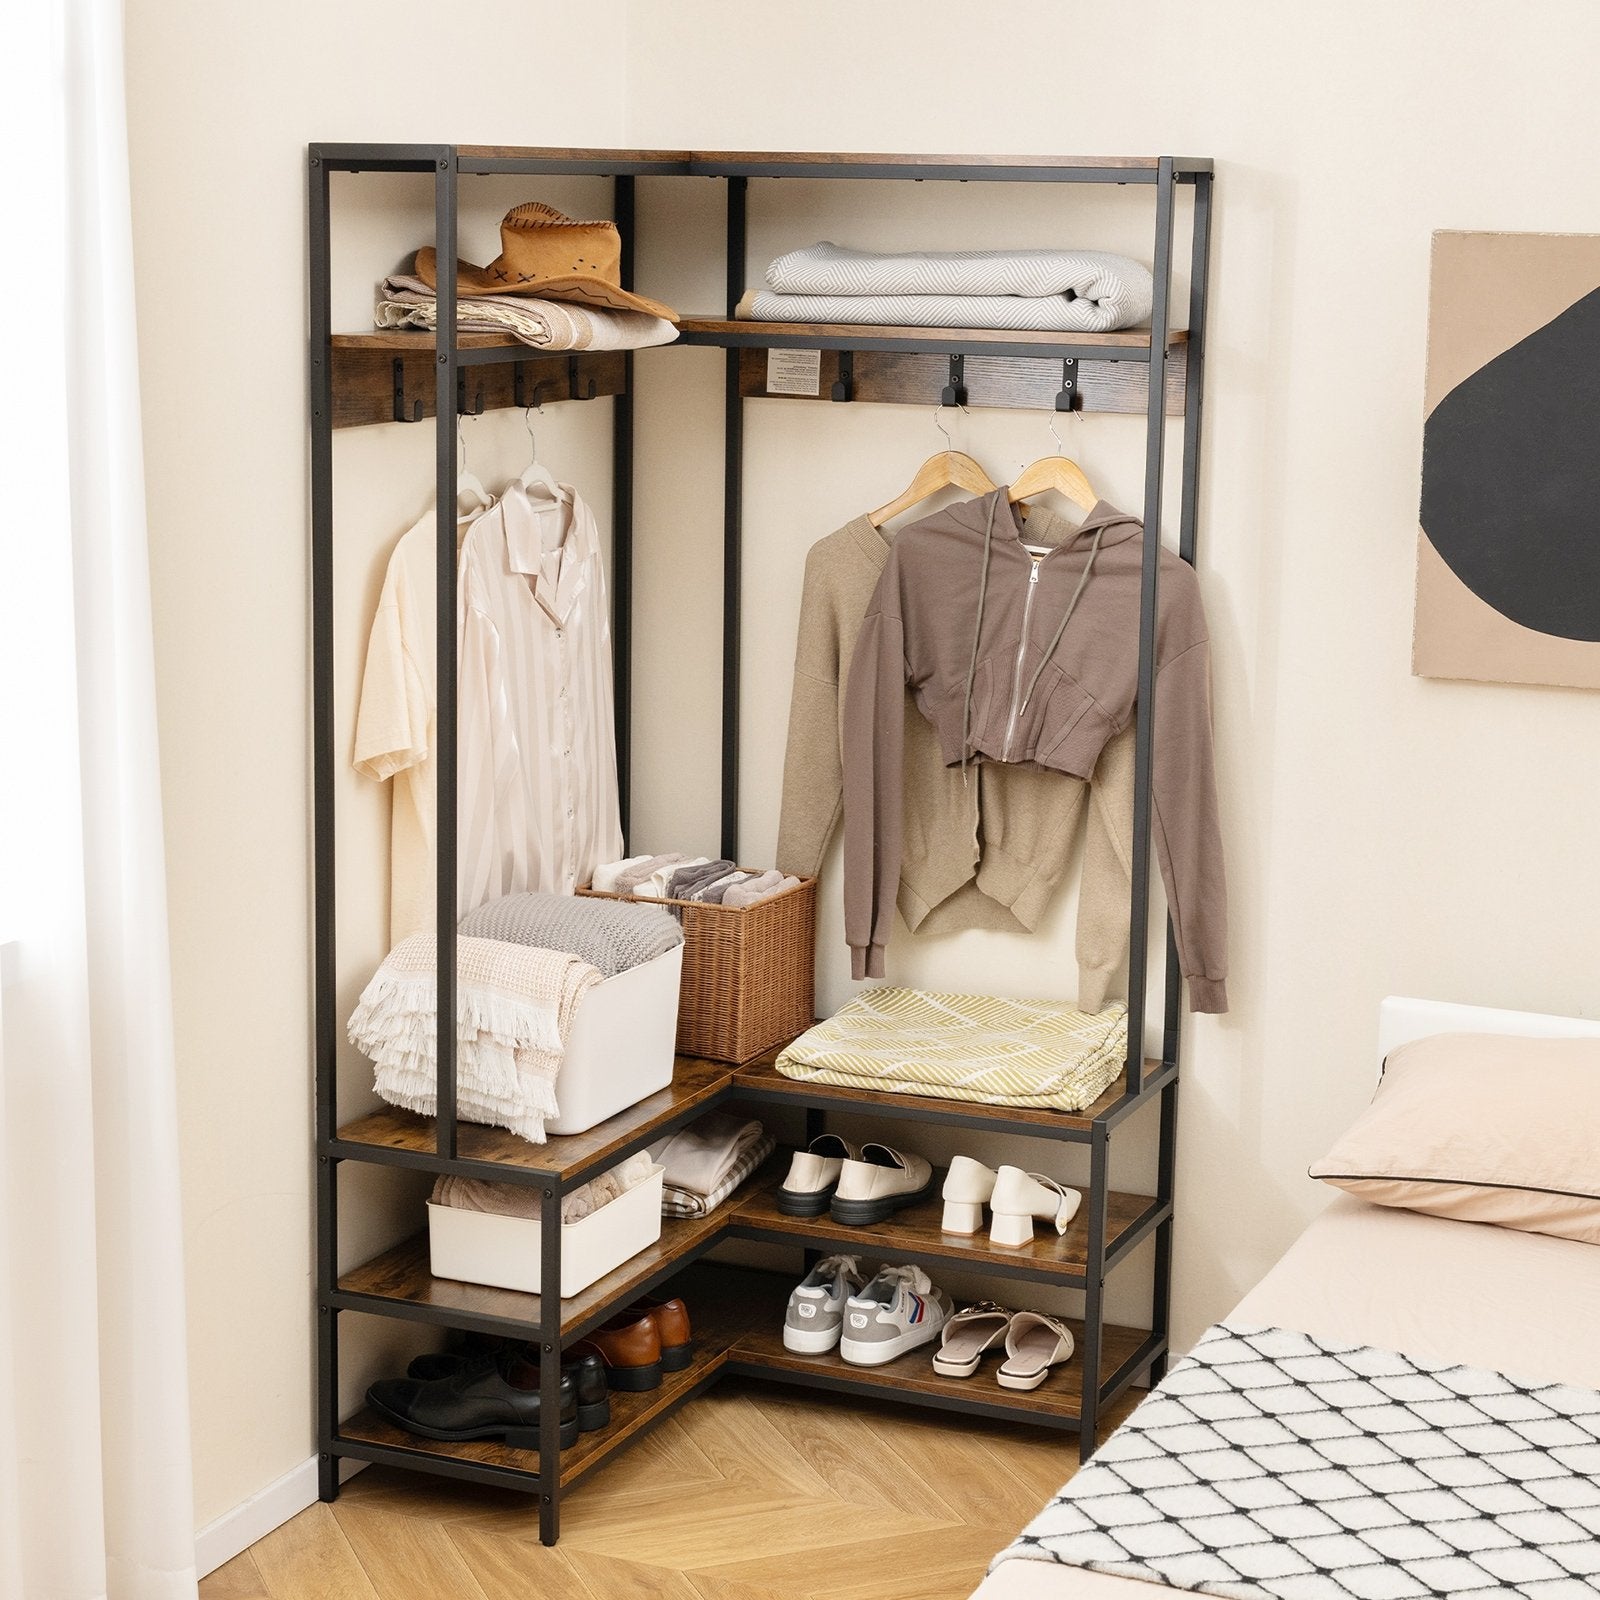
[1414,230,1600,688]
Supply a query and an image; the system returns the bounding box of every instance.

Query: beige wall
[124,0,629,1528]
[129,0,1600,1534]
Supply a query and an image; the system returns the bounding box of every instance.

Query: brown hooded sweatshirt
[843,488,1228,1013]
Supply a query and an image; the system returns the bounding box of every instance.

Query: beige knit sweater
[775,510,1135,1010]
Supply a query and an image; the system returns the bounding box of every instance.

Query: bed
[974,995,1600,1600]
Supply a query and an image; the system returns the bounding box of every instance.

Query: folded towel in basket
[347,933,602,1143]
[776,989,1129,1113]
[431,1150,656,1224]
[460,891,682,978]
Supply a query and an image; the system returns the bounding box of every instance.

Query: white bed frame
[1377,993,1600,1074]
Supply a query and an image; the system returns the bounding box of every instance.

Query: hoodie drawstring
[959,492,1000,780]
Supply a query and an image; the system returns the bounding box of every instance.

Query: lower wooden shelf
[333,1264,791,1489]
[724,1309,1147,1425]
[338,1342,722,1489]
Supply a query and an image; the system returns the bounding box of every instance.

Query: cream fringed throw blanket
[347,934,602,1143]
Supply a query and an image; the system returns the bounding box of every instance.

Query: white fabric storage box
[428,1165,665,1298]
[545,943,682,1136]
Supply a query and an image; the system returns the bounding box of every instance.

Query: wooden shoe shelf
[311,145,1212,1544]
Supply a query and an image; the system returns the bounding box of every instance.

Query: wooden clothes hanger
[1008,415,1099,529]
[869,406,999,529]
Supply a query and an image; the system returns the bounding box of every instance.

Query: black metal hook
[568,355,597,400]
[941,353,967,408]
[392,358,423,423]
[513,362,555,411]
[456,372,485,416]
[1054,358,1079,413]
[831,350,855,403]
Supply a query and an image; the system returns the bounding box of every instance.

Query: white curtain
[0,2,198,1597]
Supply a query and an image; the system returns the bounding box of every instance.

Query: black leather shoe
[406,1345,610,1434]
[566,1346,610,1433]
[369,1351,578,1449]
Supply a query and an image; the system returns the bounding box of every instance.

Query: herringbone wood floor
[203,1379,1132,1600]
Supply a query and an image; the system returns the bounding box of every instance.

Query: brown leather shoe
[579,1309,662,1392]
[634,1296,694,1372]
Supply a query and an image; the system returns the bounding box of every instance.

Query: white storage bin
[428,1164,665,1299]
[546,943,682,1136]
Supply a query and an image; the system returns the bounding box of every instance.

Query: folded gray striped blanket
[750,241,1153,332]
[460,891,682,979]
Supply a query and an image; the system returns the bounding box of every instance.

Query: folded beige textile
[431,1150,656,1224]
[376,273,678,351]
[347,933,602,1143]
[648,1112,768,1197]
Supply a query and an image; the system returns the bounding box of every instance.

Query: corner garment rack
[309,145,1213,1546]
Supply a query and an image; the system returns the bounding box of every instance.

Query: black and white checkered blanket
[993,1323,1600,1599]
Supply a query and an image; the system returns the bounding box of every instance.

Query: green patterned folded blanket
[775,988,1129,1113]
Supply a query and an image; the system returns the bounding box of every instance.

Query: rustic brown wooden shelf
[333,1210,729,1341]
[438,147,1212,180]
[729,1057,1159,1139]
[728,1170,1157,1284]
[680,317,1184,350]
[334,1265,790,1488]
[330,1054,736,1184]
[724,1309,1147,1425]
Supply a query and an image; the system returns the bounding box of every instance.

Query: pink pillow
[1310,1031,1600,1245]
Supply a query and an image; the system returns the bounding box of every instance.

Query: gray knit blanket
[750,241,1154,333]
[459,891,682,979]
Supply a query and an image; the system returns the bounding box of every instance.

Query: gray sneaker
[839,1264,952,1366]
[783,1254,865,1353]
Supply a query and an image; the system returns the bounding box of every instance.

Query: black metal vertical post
[720,177,748,861]
[539,1182,561,1544]
[1121,157,1176,1101]
[1149,1078,1181,1383]
[1079,1122,1110,1462]
[1151,168,1211,1386]
[612,175,636,845]
[433,152,460,1159]
[1177,172,1212,571]
[308,147,341,1505]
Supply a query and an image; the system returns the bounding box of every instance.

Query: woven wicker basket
[577,874,816,1064]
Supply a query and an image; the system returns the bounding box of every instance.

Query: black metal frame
[309,144,1213,1543]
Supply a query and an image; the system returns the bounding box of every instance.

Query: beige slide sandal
[931,1302,1011,1378]
[996,1311,1076,1391]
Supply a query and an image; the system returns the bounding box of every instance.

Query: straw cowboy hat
[415,202,677,320]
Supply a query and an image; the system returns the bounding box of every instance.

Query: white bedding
[973,1196,1600,1600]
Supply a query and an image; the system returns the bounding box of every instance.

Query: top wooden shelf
[314,144,1212,184]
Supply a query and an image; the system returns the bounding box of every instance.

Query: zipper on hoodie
[1002,559,1043,762]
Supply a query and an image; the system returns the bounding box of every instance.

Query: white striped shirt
[455,474,622,914]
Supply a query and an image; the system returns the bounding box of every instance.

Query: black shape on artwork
[1421,286,1600,642]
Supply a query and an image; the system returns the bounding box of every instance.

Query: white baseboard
[194,1454,366,1577]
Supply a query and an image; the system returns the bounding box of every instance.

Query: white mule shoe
[931,1301,1010,1377]
[988,1167,1082,1248]
[940,1156,998,1235]
[997,1311,1076,1390]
